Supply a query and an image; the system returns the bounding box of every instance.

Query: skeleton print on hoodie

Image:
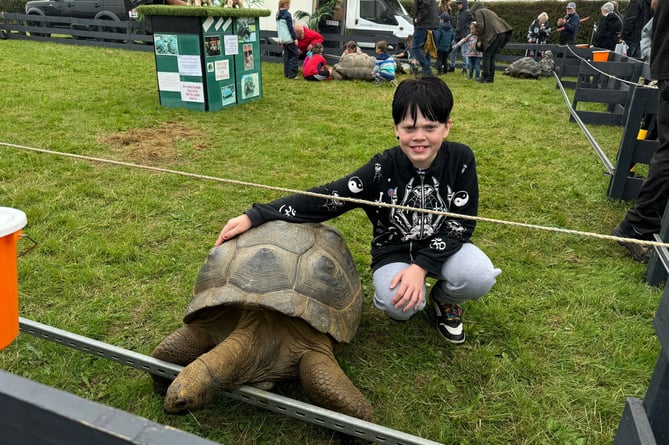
[245,141,478,277]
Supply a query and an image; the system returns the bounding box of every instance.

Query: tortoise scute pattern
[184,221,362,343]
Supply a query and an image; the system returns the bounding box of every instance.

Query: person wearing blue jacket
[275,0,298,79]
[435,13,454,75]
[372,40,397,85]
[557,2,580,45]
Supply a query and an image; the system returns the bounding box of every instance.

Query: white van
[259,0,413,42]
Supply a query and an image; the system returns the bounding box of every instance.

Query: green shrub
[0,0,27,13]
[400,0,630,46]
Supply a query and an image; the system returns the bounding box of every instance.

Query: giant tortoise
[150,220,374,422]
[503,50,556,79]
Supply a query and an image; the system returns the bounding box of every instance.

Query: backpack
[277,19,293,44]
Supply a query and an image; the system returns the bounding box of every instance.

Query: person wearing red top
[294,24,324,58]
[302,43,332,80]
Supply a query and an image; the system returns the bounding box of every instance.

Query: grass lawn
[0,40,662,444]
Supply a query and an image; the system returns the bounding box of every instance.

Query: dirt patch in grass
[98,122,209,164]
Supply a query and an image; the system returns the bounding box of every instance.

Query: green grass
[0,40,662,445]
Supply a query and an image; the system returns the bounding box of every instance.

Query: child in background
[451,22,482,80]
[275,0,298,79]
[340,40,364,59]
[302,43,332,81]
[394,35,420,75]
[216,77,501,345]
[372,40,397,85]
[435,13,454,75]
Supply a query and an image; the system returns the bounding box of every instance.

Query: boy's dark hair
[375,40,389,52]
[392,77,453,124]
[311,43,323,54]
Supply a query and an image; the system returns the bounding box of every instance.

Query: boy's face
[394,110,451,169]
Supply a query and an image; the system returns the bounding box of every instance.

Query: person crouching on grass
[372,40,397,85]
[215,77,501,345]
[302,43,332,81]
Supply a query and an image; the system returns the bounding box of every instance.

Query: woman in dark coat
[592,2,623,51]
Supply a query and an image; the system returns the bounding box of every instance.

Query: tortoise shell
[184,220,363,343]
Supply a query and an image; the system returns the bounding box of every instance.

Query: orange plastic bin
[0,207,27,350]
[592,50,610,62]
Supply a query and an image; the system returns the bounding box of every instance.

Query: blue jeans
[372,243,501,321]
[468,57,481,79]
[449,43,468,71]
[412,28,433,75]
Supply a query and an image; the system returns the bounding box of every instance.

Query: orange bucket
[0,207,27,350]
[592,50,610,62]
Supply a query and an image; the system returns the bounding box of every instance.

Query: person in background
[640,17,653,61]
[449,0,472,73]
[435,12,454,75]
[611,1,625,26]
[439,0,450,15]
[527,12,551,56]
[216,77,501,345]
[275,0,299,79]
[302,43,332,81]
[340,41,363,59]
[557,2,580,45]
[295,24,324,59]
[372,40,397,85]
[395,35,420,75]
[470,2,512,84]
[451,21,482,80]
[612,0,668,263]
[621,0,653,58]
[592,2,622,51]
[411,0,440,76]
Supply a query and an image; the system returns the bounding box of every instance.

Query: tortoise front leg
[299,351,375,422]
[150,325,216,395]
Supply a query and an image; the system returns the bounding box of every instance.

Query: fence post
[612,281,669,443]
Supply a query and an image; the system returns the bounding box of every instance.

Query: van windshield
[359,0,406,25]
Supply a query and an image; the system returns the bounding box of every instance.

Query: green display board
[233,16,262,105]
[140,7,268,112]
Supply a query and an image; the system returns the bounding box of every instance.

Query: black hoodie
[245,142,479,276]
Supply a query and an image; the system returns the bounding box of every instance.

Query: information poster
[234,17,262,105]
[202,14,237,111]
[154,32,206,111]
[151,16,262,111]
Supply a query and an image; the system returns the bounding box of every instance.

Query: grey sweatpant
[372,243,501,321]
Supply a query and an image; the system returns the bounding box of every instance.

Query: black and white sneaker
[431,300,465,345]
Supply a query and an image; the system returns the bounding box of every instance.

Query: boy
[372,40,397,85]
[302,43,332,81]
[394,35,420,75]
[216,77,500,344]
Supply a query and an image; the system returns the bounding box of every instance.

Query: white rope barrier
[3,141,668,250]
